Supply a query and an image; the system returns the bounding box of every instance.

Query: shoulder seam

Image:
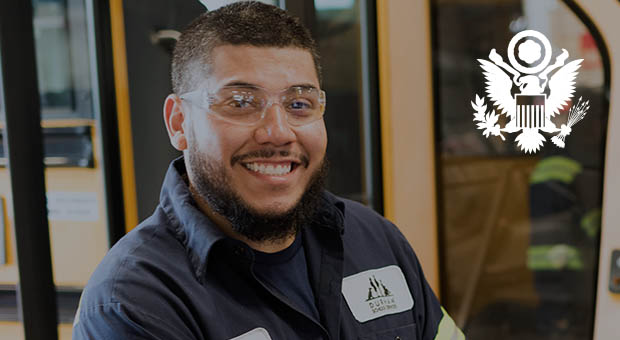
[109,222,163,301]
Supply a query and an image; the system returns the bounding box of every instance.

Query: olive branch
[472,94,505,141]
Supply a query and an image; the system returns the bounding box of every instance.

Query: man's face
[181,45,327,224]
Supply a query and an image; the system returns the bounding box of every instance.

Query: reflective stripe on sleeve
[434,307,465,340]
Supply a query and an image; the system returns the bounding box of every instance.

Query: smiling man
[73,2,463,340]
[174,43,328,251]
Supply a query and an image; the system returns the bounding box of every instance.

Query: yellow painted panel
[376,0,393,220]
[0,122,109,286]
[110,0,138,232]
[375,0,440,294]
[0,322,72,340]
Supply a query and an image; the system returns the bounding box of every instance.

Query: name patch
[229,327,272,340]
[342,265,414,322]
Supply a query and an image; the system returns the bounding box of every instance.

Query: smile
[244,162,295,176]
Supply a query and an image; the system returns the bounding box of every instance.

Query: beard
[186,141,328,243]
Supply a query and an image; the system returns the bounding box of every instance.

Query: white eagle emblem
[472,30,590,153]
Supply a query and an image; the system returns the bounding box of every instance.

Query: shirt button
[395,337,401,340]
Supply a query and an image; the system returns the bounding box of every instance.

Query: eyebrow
[221,81,319,91]
[223,81,259,88]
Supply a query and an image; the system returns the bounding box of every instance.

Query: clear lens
[195,86,326,126]
[212,88,264,124]
[283,87,324,125]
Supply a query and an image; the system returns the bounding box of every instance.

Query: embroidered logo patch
[229,327,272,340]
[342,265,414,322]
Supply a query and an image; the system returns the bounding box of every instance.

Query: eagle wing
[478,59,515,118]
[546,59,582,117]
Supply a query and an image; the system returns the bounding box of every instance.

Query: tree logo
[365,275,392,301]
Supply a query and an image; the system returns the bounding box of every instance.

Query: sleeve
[72,302,197,340]
[391,223,465,340]
[414,255,465,340]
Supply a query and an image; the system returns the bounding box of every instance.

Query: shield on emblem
[516,94,546,128]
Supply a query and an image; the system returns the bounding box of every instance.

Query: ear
[163,94,188,151]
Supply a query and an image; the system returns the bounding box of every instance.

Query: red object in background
[581,32,596,50]
[580,32,601,70]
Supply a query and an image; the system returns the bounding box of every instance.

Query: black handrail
[0,1,59,339]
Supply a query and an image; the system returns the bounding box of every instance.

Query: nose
[253,102,296,145]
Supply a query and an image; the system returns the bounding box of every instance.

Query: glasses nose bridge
[260,91,290,123]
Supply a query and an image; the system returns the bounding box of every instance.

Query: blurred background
[0,0,618,339]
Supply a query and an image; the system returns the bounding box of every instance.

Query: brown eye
[226,93,258,109]
[229,98,253,108]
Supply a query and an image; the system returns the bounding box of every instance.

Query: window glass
[314,0,381,207]
[33,0,94,119]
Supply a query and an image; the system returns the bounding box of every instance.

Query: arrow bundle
[551,97,590,148]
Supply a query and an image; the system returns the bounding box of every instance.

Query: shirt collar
[309,190,346,235]
[158,156,346,283]
[159,157,228,283]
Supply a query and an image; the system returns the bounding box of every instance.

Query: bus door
[378,0,620,339]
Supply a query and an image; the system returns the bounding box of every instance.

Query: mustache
[231,149,310,168]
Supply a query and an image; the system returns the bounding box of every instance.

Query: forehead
[204,45,319,90]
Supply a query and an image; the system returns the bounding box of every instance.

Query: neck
[189,184,295,253]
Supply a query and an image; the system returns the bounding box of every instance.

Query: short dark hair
[171,1,321,94]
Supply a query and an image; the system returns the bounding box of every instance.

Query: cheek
[291,126,327,169]
[195,121,251,162]
[187,117,225,159]
[302,123,327,156]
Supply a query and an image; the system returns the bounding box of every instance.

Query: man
[73,2,464,339]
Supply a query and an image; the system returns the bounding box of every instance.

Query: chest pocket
[358,324,417,340]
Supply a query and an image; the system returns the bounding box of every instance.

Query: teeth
[245,162,292,176]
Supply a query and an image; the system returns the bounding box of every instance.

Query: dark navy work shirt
[73,158,464,340]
